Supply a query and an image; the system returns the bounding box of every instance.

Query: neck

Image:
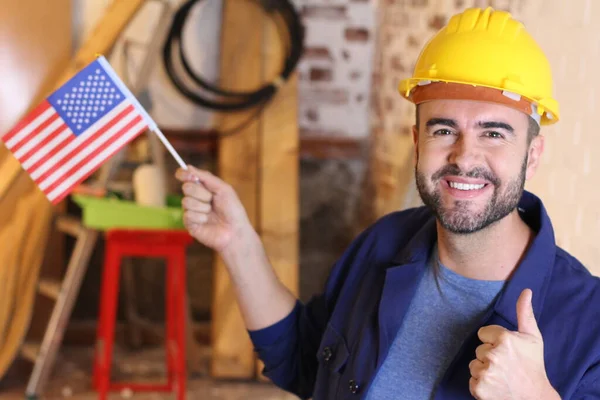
[436,210,534,281]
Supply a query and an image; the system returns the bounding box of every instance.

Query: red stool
[93,229,193,400]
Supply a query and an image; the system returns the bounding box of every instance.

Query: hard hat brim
[399,79,559,125]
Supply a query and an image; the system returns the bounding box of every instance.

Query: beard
[415,156,528,234]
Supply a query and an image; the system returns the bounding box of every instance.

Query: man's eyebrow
[478,121,514,134]
[426,118,457,128]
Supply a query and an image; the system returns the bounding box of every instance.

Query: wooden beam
[0,0,72,380]
[255,13,300,381]
[161,128,366,160]
[211,0,264,379]
[0,0,146,381]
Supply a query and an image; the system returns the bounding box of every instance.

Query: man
[175,7,600,400]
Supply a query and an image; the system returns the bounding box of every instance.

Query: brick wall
[369,0,600,276]
[294,0,376,139]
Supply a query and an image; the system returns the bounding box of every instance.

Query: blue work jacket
[249,191,600,399]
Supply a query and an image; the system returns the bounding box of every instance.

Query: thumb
[516,289,541,337]
[186,165,228,193]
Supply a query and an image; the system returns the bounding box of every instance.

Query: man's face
[413,99,543,234]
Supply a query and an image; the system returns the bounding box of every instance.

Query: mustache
[431,164,500,186]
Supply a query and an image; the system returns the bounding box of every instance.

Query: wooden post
[211,0,264,379]
[256,9,300,380]
[211,0,299,379]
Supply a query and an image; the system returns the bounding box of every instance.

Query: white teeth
[449,182,485,191]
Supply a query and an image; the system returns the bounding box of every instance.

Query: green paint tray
[72,194,185,230]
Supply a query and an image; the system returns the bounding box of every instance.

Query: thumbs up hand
[469,289,561,400]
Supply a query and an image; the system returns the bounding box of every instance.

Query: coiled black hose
[162,0,304,133]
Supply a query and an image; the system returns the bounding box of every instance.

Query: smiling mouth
[446,181,488,191]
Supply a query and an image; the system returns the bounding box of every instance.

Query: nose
[448,134,482,172]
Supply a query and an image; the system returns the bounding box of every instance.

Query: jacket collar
[390,190,556,329]
[490,191,556,329]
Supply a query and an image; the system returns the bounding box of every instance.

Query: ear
[525,134,545,180]
[412,124,419,166]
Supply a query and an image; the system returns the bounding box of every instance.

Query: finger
[175,168,198,183]
[182,196,211,213]
[478,325,508,345]
[469,359,486,379]
[475,343,494,363]
[183,219,200,233]
[182,182,213,203]
[469,377,481,399]
[517,288,541,338]
[184,210,208,225]
[186,165,231,193]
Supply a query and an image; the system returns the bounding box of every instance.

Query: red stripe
[19,123,68,164]
[2,101,52,143]
[33,105,134,183]
[46,118,147,204]
[11,113,62,154]
[27,131,77,175]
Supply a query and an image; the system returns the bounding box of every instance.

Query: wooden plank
[0,0,146,381]
[161,128,365,160]
[255,15,300,380]
[0,0,72,380]
[211,0,264,379]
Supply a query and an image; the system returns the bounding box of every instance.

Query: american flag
[1,56,154,205]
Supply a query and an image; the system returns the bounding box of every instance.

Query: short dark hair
[415,105,540,144]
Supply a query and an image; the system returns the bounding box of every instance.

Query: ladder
[21,1,179,398]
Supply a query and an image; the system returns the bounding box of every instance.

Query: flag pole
[96,56,189,171]
[151,127,188,170]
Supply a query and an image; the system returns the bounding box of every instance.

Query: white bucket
[132,164,166,208]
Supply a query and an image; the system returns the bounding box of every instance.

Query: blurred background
[0,0,597,398]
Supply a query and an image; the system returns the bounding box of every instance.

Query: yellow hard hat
[399,7,559,125]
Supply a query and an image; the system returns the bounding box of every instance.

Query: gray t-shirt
[365,247,505,400]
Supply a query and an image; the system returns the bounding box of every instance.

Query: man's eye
[486,131,504,139]
[434,129,453,136]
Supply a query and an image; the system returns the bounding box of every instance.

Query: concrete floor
[0,346,299,400]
